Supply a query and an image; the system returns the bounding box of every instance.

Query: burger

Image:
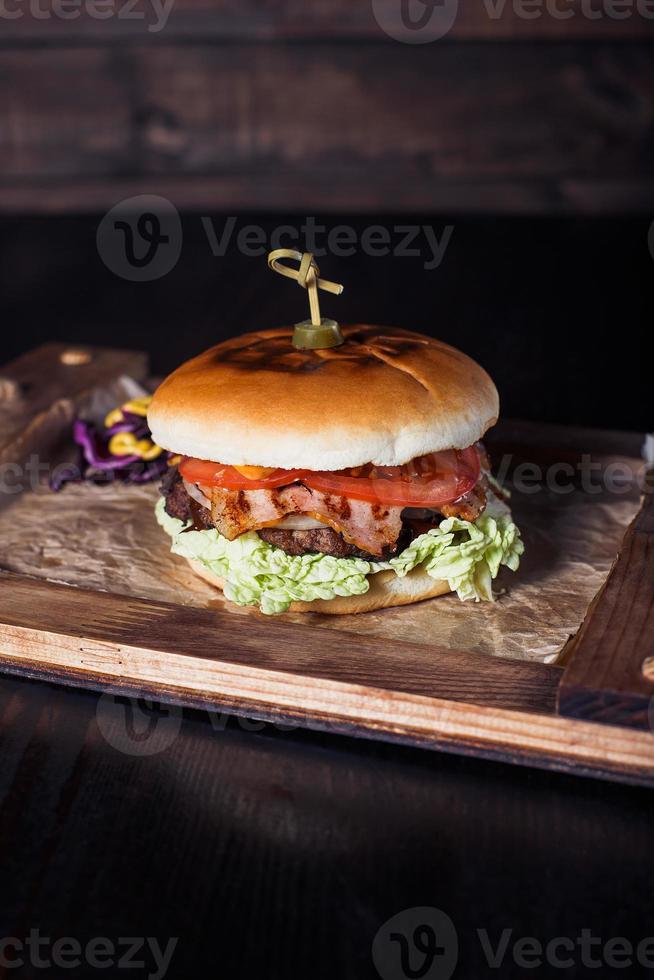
[148,325,523,615]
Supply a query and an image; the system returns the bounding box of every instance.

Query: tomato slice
[179,457,308,490]
[179,446,481,506]
[303,447,480,507]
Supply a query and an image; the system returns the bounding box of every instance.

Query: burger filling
[156,444,523,614]
[161,467,490,560]
[160,444,493,560]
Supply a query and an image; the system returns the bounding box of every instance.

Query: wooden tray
[1,345,653,785]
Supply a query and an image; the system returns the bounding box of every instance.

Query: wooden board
[0,345,653,786]
[0,43,652,215]
[0,569,653,787]
[558,471,654,729]
[0,343,147,469]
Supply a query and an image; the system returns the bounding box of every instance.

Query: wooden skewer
[268,249,343,327]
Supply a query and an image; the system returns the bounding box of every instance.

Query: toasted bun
[149,325,498,470]
[186,558,452,614]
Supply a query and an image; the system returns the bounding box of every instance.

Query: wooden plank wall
[0,2,652,214]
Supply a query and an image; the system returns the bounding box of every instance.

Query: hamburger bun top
[148,324,499,470]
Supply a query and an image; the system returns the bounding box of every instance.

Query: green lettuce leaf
[155,494,524,615]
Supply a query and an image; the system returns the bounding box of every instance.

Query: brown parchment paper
[0,377,644,665]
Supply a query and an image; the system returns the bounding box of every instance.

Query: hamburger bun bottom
[186,558,452,614]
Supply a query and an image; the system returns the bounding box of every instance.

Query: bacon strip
[440,476,488,522]
[204,483,404,558]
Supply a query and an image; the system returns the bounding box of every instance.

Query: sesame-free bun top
[148,325,499,471]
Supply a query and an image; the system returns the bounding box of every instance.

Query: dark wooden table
[0,672,652,980]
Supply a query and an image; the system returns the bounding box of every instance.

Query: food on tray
[148,323,523,615]
[50,396,172,491]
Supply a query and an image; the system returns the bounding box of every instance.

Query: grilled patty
[160,468,484,560]
[161,468,213,531]
[161,470,405,558]
[257,526,404,561]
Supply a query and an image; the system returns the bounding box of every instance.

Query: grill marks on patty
[162,470,213,530]
[257,526,403,561]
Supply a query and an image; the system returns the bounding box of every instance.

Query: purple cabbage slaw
[50,406,171,492]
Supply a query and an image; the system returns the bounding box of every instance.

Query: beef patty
[257,526,405,561]
[161,467,213,531]
[160,464,492,560]
[161,469,406,558]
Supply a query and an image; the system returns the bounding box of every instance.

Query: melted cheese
[262,514,329,530]
[233,465,277,480]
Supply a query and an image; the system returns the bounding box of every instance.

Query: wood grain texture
[0,343,147,469]
[558,477,654,729]
[0,44,652,214]
[2,0,653,41]
[3,177,653,216]
[0,572,653,785]
[0,571,558,712]
[1,674,653,980]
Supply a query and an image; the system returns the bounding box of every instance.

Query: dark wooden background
[2,214,652,432]
[1,676,653,980]
[0,2,653,213]
[1,2,652,429]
